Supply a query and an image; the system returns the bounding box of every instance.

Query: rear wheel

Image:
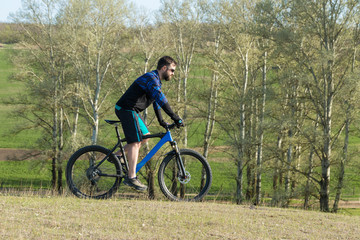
[66,145,122,199]
[158,149,212,201]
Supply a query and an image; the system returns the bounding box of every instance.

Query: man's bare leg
[115,144,130,160]
[115,134,150,178]
[121,136,150,191]
[126,142,141,178]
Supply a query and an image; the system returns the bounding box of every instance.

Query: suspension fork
[170,141,187,179]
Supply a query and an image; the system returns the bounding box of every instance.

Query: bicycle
[66,120,212,201]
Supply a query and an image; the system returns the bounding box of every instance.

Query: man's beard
[162,72,171,81]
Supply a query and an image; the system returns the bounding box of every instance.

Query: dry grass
[1,194,360,240]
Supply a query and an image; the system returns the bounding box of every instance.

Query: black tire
[158,149,212,201]
[66,145,122,199]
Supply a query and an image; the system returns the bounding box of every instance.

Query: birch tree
[214,0,260,204]
[12,0,68,193]
[202,29,220,160]
[198,0,223,161]
[62,0,129,145]
[255,0,360,211]
[255,47,267,205]
[303,117,318,209]
[161,0,202,147]
[333,71,360,212]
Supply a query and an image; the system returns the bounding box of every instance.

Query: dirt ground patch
[0,148,44,161]
[338,201,360,209]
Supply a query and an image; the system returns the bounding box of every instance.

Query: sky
[0,0,162,22]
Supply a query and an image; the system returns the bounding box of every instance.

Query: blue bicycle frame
[101,120,185,178]
[136,130,174,172]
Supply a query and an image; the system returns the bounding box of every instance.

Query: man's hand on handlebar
[160,120,169,129]
[159,119,184,130]
[174,119,184,128]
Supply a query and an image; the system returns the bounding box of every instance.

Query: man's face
[162,63,176,81]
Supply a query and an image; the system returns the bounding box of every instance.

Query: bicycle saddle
[105,120,121,125]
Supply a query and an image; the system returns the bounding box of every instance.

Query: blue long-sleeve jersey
[116,70,179,122]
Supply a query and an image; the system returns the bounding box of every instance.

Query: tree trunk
[284,129,293,207]
[51,157,57,191]
[246,77,257,201]
[255,51,267,205]
[236,49,249,204]
[183,72,188,147]
[203,33,219,159]
[319,63,334,212]
[175,30,195,149]
[145,161,156,200]
[143,108,156,200]
[236,155,244,205]
[304,118,318,209]
[201,44,219,192]
[319,128,331,211]
[91,54,101,145]
[51,73,59,192]
[203,30,220,159]
[273,135,282,191]
[143,60,157,199]
[303,146,314,209]
[70,78,81,148]
[271,135,283,207]
[333,102,350,212]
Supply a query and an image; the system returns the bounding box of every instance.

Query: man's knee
[128,141,142,150]
[141,133,150,144]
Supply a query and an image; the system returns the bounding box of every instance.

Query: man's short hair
[157,56,177,70]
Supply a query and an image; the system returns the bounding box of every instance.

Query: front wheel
[158,149,212,201]
[66,145,122,199]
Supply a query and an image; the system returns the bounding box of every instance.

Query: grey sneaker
[123,177,147,192]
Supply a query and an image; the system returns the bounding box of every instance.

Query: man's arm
[147,74,183,127]
[153,102,183,128]
[153,103,166,127]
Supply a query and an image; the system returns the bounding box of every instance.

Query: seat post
[115,124,127,158]
[115,124,121,143]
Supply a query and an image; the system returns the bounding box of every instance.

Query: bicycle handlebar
[165,123,177,130]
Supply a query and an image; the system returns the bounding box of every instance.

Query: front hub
[178,171,191,184]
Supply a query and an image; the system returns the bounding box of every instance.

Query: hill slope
[1,195,359,239]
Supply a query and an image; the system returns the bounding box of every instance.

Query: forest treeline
[1,0,360,212]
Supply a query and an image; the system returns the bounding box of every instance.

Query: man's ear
[161,65,167,72]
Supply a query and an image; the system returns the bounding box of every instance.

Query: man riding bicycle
[115,56,183,192]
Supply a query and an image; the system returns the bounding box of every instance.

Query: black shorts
[115,105,149,144]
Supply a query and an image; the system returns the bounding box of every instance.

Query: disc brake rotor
[178,171,191,184]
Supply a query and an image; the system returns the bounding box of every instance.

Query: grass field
[0,45,40,148]
[1,195,360,239]
[0,159,52,189]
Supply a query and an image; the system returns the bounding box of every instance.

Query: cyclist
[115,56,183,192]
